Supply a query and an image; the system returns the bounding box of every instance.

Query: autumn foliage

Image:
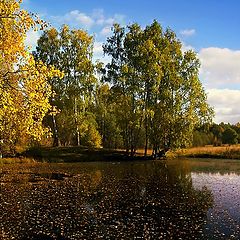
[0,0,63,153]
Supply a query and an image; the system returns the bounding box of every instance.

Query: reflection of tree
[92,162,213,239]
[0,162,213,239]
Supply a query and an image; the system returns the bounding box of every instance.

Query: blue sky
[22,0,240,124]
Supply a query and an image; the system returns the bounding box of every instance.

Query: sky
[22,0,240,124]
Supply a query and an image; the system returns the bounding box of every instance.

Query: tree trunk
[144,122,148,156]
[74,97,80,146]
[52,115,60,146]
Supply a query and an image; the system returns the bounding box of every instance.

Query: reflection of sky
[191,172,240,237]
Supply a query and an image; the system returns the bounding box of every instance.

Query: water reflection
[0,160,229,239]
[192,172,240,239]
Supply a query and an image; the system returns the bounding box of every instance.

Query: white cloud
[51,9,125,31]
[93,9,105,25]
[93,41,103,56]
[199,47,240,123]
[207,88,240,124]
[199,47,240,88]
[112,14,125,24]
[55,10,94,28]
[92,41,111,65]
[182,42,195,52]
[180,29,196,37]
[104,17,115,26]
[100,26,112,36]
[97,12,125,36]
[25,29,40,50]
[93,9,125,26]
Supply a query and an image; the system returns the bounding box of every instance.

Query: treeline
[193,123,240,147]
[0,0,213,156]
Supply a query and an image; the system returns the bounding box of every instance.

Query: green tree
[103,23,143,155]
[33,28,61,146]
[210,123,224,146]
[34,25,101,147]
[125,22,163,156]
[94,83,123,149]
[103,20,214,156]
[192,130,214,147]
[222,127,238,145]
[231,122,240,143]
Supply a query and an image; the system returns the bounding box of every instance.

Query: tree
[0,0,62,155]
[125,22,162,156]
[222,127,238,145]
[94,83,123,149]
[34,25,100,147]
[210,123,224,146]
[192,130,214,147]
[231,122,240,143]
[32,27,61,146]
[103,21,213,156]
[103,23,145,156]
[148,26,214,155]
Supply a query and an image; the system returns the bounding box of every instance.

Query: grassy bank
[1,146,155,163]
[23,146,131,162]
[25,145,240,162]
[2,145,240,164]
[175,145,240,160]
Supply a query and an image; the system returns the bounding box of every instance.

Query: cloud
[112,14,126,24]
[92,9,105,25]
[52,10,94,28]
[51,9,125,31]
[199,47,240,88]
[93,9,125,26]
[180,29,196,37]
[68,10,94,27]
[207,88,240,124]
[97,12,125,36]
[92,41,111,65]
[100,26,112,36]
[25,29,40,50]
[93,41,103,56]
[182,42,195,52]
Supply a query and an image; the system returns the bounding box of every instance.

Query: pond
[0,159,240,239]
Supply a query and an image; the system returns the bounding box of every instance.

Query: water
[0,159,240,239]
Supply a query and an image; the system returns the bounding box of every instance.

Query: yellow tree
[0,0,62,155]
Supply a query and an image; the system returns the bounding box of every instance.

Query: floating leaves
[0,160,239,239]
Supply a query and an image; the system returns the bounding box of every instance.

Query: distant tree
[231,122,240,143]
[222,127,238,145]
[210,124,224,146]
[192,130,214,147]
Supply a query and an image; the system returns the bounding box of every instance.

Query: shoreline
[1,145,240,164]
